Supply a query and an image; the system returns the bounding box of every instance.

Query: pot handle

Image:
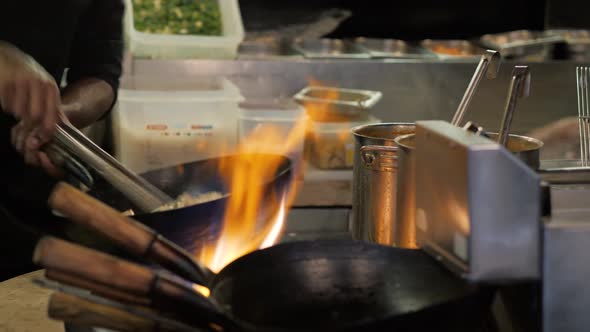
[360,145,398,171]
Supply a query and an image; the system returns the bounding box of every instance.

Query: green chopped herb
[132,0,222,36]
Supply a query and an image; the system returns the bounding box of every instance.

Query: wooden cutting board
[0,270,62,332]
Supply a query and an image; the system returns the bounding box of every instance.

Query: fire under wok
[61,153,293,255]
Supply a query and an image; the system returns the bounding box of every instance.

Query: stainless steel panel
[544,217,590,332]
[129,59,580,136]
[415,120,541,281]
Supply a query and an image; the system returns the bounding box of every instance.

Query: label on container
[146,124,168,130]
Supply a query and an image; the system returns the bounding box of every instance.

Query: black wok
[62,154,292,255]
[193,240,495,332]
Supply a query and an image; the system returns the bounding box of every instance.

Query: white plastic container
[238,99,306,179]
[124,0,245,59]
[306,116,382,169]
[113,76,244,174]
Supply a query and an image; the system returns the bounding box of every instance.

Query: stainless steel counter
[128,58,581,134]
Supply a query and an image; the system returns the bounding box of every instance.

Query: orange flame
[198,112,307,273]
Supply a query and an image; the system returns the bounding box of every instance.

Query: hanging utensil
[47,122,174,213]
[576,66,590,166]
[497,66,531,146]
[450,49,501,126]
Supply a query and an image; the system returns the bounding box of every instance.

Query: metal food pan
[546,29,590,60]
[355,37,436,59]
[420,39,485,60]
[292,38,370,59]
[294,86,382,121]
[479,30,563,59]
[237,39,303,60]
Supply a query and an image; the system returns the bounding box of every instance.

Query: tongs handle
[497,66,531,146]
[451,50,501,127]
[50,122,173,213]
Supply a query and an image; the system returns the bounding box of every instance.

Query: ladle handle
[451,50,501,127]
[497,66,531,146]
[48,182,215,286]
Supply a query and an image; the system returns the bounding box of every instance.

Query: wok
[203,240,495,332]
[47,185,496,332]
[62,154,292,255]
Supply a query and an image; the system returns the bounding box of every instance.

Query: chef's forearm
[61,77,115,129]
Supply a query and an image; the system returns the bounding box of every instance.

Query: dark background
[238,0,589,40]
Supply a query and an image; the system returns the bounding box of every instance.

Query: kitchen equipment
[35,235,494,332]
[351,123,415,246]
[451,50,501,126]
[354,37,435,59]
[420,40,485,60]
[113,76,244,174]
[307,115,381,169]
[294,86,382,122]
[414,120,541,281]
[292,38,370,59]
[479,30,562,60]
[64,154,293,256]
[576,66,590,166]
[394,130,541,254]
[47,122,174,214]
[393,134,417,249]
[498,66,531,146]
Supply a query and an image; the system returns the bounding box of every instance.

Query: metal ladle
[451,50,501,126]
[497,65,531,146]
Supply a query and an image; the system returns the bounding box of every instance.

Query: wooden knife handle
[48,182,214,286]
[48,182,155,255]
[48,292,160,332]
[34,236,154,296]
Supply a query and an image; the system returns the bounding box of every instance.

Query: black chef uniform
[0,0,124,281]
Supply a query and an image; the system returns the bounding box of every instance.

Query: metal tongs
[497,65,531,146]
[45,123,173,213]
[451,50,501,126]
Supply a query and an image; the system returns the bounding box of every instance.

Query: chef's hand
[10,113,67,178]
[0,42,63,175]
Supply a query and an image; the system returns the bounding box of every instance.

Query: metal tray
[237,39,303,60]
[546,29,590,59]
[354,37,436,59]
[293,86,382,121]
[420,39,485,60]
[292,38,370,59]
[479,30,563,59]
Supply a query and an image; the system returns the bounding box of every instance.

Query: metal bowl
[355,37,435,59]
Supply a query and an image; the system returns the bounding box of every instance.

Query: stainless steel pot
[351,123,415,246]
[393,134,417,249]
[394,131,543,250]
